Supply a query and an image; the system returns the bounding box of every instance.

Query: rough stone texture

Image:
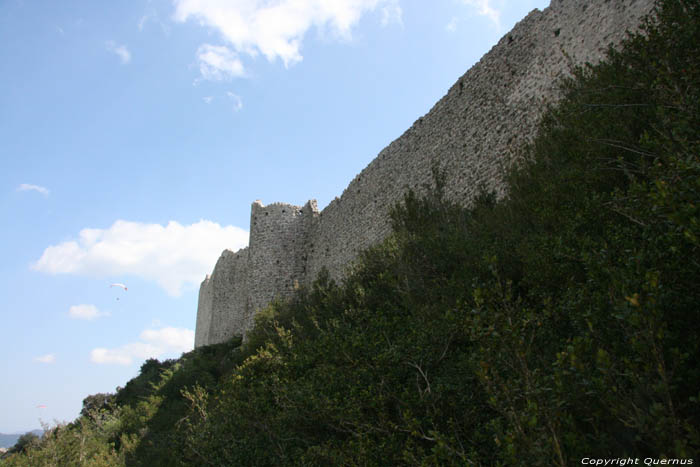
[195,201,319,346]
[194,274,213,348]
[246,200,319,333]
[194,247,250,347]
[196,0,655,347]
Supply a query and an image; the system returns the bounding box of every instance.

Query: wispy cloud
[106,40,131,64]
[138,8,170,34]
[69,304,110,321]
[173,0,403,76]
[461,0,501,28]
[17,183,49,196]
[227,91,243,112]
[196,44,245,81]
[32,219,248,296]
[446,16,459,32]
[35,354,56,364]
[90,327,194,365]
[202,96,214,104]
[381,0,402,27]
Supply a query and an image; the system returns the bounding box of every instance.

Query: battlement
[195,0,655,348]
[196,200,320,345]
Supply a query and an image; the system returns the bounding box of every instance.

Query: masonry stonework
[246,200,319,332]
[195,0,656,348]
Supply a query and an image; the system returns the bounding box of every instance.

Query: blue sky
[0,0,549,433]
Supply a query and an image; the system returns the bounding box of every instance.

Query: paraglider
[110,283,127,300]
[36,405,47,409]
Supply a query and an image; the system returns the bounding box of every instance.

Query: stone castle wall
[196,0,655,347]
[194,247,249,347]
[246,200,319,332]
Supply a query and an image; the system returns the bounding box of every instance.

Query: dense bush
[1,339,242,467]
[178,1,699,463]
[3,0,697,465]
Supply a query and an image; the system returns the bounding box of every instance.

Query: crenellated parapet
[196,201,319,346]
[195,0,656,348]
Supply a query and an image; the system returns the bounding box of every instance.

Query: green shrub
[5,0,698,464]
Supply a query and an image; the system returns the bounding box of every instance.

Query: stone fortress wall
[195,0,655,348]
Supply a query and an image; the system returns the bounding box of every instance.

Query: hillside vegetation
[3,0,698,464]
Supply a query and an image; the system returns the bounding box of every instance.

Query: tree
[8,432,40,455]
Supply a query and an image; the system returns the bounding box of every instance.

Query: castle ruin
[195,0,656,348]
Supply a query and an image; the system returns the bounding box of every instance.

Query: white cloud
[106,40,131,64]
[69,304,109,321]
[381,0,402,27]
[140,327,194,351]
[227,91,243,111]
[90,343,158,366]
[173,0,402,70]
[202,96,214,104]
[35,354,56,364]
[461,0,501,27]
[196,44,245,81]
[139,9,170,34]
[138,15,148,31]
[91,327,194,365]
[446,16,458,32]
[32,219,249,296]
[17,183,49,196]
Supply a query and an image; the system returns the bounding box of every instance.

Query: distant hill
[0,430,43,449]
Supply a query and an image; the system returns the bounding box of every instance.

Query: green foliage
[1,339,243,466]
[81,393,115,418]
[116,337,244,466]
[7,432,40,455]
[177,0,699,464]
[4,0,698,464]
[1,412,123,466]
[113,358,176,408]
